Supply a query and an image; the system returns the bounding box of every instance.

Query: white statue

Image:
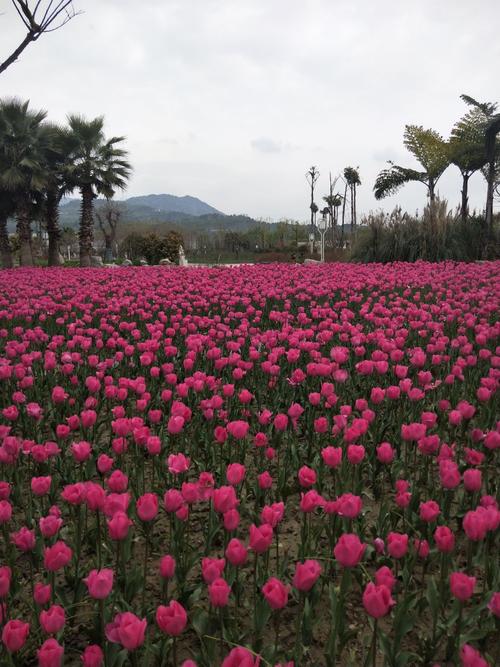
[178,245,187,266]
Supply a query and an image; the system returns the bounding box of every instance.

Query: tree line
[306,166,361,249]
[374,95,500,234]
[0,98,131,268]
[307,94,500,252]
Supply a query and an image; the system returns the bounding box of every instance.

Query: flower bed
[0,262,499,667]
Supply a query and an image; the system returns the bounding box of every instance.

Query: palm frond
[485,114,500,160]
[460,94,497,116]
[373,163,426,200]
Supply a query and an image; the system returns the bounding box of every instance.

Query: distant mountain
[55,194,261,234]
[125,194,222,216]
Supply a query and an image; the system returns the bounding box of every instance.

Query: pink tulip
[43,541,73,571]
[105,612,147,650]
[136,493,158,521]
[2,619,29,652]
[107,512,133,540]
[84,569,114,599]
[81,645,104,667]
[450,572,476,601]
[159,555,176,579]
[262,577,289,609]
[292,560,322,592]
[156,601,187,636]
[201,557,225,584]
[37,638,64,666]
[40,605,65,634]
[208,578,231,607]
[333,534,366,568]
[222,647,260,667]
[362,583,395,618]
[386,532,409,559]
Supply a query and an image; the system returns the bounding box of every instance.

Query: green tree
[457,95,499,239]
[323,173,342,246]
[449,109,488,221]
[0,98,49,266]
[40,124,75,265]
[374,125,450,203]
[449,95,497,221]
[0,195,15,268]
[484,113,500,237]
[343,166,361,229]
[66,114,131,267]
[120,230,184,265]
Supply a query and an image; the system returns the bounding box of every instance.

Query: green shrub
[351,201,499,262]
[120,230,184,264]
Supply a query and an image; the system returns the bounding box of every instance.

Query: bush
[120,230,184,264]
[351,201,500,262]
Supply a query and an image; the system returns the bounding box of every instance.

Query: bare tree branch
[0,0,81,75]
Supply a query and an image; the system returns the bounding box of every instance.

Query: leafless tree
[1,1,80,75]
[306,166,320,252]
[96,201,121,263]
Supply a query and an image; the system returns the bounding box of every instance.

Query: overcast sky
[1,0,498,220]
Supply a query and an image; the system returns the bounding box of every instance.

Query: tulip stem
[294,592,304,658]
[371,619,377,667]
[72,504,82,609]
[172,636,177,666]
[253,552,258,634]
[275,526,280,573]
[219,607,224,662]
[142,526,149,615]
[274,610,281,657]
[96,510,102,569]
[99,598,105,645]
[455,603,463,661]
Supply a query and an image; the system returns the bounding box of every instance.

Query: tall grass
[351,200,499,262]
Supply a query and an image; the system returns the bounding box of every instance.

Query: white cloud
[1,0,498,220]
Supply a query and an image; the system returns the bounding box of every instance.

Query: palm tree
[323,193,342,247]
[66,115,131,267]
[484,113,500,236]
[457,95,499,237]
[0,195,15,269]
[0,109,15,268]
[374,125,450,203]
[323,172,342,247]
[449,109,489,221]
[340,177,348,247]
[41,124,75,265]
[449,95,497,221]
[343,167,361,230]
[0,98,49,266]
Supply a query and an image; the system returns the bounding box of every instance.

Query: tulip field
[0,262,499,667]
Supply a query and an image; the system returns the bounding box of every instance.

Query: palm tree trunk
[460,173,470,222]
[353,184,357,229]
[485,159,495,239]
[46,190,62,266]
[16,202,34,266]
[79,185,94,267]
[428,178,436,203]
[0,213,13,269]
[427,177,437,247]
[341,184,348,247]
[350,183,356,234]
